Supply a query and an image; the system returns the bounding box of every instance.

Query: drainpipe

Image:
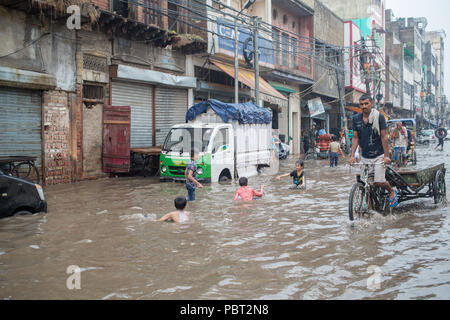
[287,93,291,146]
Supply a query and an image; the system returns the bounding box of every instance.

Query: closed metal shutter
[0,87,42,168]
[155,87,187,146]
[111,80,152,148]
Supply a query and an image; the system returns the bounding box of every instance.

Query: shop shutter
[0,87,42,169]
[154,87,187,146]
[111,80,153,148]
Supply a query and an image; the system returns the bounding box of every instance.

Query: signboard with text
[217,18,274,67]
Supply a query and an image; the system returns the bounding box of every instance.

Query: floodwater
[1,144,449,300]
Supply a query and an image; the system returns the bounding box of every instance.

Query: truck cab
[160,123,234,183]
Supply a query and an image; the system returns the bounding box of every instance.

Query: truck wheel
[219,170,232,183]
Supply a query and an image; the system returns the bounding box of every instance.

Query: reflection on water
[0,145,449,299]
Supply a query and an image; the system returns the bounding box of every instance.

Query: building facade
[300,0,344,143]
[426,30,447,126]
[321,0,386,106]
[0,0,206,185]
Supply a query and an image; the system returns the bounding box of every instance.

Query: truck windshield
[162,128,213,153]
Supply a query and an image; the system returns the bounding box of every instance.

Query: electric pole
[234,19,239,104]
[234,0,256,104]
[253,16,261,106]
[335,49,350,152]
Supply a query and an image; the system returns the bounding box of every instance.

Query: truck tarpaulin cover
[185,99,272,124]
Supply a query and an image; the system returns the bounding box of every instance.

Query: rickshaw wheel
[434,170,446,205]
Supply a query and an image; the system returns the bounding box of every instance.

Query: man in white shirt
[391,122,409,168]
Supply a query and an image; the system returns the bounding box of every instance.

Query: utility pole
[234,0,256,104]
[335,49,350,152]
[234,19,239,104]
[360,38,372,95]
[253,16,261,106]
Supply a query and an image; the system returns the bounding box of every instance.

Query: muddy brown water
[1,144,449,300]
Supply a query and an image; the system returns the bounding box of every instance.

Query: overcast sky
[385,0,449,97]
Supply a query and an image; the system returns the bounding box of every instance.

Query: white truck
[159,100,274,183]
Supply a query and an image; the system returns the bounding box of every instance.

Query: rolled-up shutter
[111,81,152,148]
[155,87,187,146]
[0,87,42,169]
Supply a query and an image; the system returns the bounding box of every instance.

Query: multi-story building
[299,0,344,142]
[426,30,447,125]
[194,0,316,155]
[265,0,314,153]
[320,0,386,106]
[0,0,206,185]
[423,41,438,122]
[385,12,428,122]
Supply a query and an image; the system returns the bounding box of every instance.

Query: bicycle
[0,156,41,185]
[348,162,391,222]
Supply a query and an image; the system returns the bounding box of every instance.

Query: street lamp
[234,0,256,104]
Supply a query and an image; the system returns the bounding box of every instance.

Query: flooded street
[1,144,449,300]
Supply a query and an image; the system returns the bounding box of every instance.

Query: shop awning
[110,64,197,88]
[211,60,287,107]
[0,66,56,90]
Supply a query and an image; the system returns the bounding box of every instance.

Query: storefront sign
[308,98,325,118]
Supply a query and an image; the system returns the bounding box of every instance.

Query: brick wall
[92,0,109,11]
[42,90,72,185]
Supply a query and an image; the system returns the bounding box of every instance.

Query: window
[83,84,105,107]
[290,37,297,69]
[168,0,181,33]
[282,33,289,67]
[212,128,229,154]
[273,29,280,65]
[283,14,288,25]
[272,9,277,21]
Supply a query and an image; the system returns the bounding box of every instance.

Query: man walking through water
[349,94,399,208]
[434,124,447,151]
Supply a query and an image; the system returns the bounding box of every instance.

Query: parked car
[0,170,47,219]
[416,129,437,146]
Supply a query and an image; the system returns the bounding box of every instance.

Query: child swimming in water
[233,177,264,201]
[158,196,189,223]
[276,160,306,189]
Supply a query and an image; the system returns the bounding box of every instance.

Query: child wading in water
[185,149,203,202]
[234,177,264,201]
[158,196,190,223]
[276,160,306,189]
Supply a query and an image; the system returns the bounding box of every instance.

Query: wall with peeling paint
[0,6,76,92]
